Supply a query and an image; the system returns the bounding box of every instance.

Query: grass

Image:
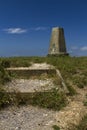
[72,76,87,88]
[0,57,68,110]
[0,64,12,109]
[46,57,87,88]
[0,91,12,109]
[7,69,56,79]
[0,56,87,110]
[0,89,67,111]
[0,56,87,87]
[0,67,11,84]
[30,89,67,110]
[52,125,60,130]
[66,83,77,96]
[0,56,46,67]
[0,60,67,110]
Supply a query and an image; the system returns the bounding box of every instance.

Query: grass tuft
[52,125,60,130]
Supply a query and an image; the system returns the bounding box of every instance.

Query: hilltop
[0,56,87,130]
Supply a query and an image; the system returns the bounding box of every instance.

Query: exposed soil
[54,86,87,130]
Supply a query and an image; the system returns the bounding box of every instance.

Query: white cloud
[80,46,87,51]
[68,50,73,53]
[31,27,48,31]
[4,28,27,34]
[71,46,78,50]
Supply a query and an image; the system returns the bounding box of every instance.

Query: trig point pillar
[48,27,69,56]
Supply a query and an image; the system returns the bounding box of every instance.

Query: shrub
[65,82,76,96]
[73,76,87,88]
[52,125,60,130]
[29,89,67,111]
[1,60,10,68]
[0,89,11,109]
[0,64,12,109]
[0,65,11,84]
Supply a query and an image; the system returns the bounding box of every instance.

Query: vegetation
[0,90,67,111]
[0,63,12,109]
[52,125,60,130]
[66,83,77,96]
[0,91,12,109]
[0,56,86,88]
[0,65,11,84]
[0,59,11,68]
[0,56,87,110]
[46,56,87,88]
[0,57,45,67]
[7,89,67,111]
[29,89,67,110]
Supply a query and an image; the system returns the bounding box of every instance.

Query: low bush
[1,60,10,68]
[15,89,67,111]
[52,125,60,130]
[66,84,77,96]
[0,89,67,110]
[0,65,11,84]
[0,89,12,109]
[0,63,12,109]
[73,76,87,88]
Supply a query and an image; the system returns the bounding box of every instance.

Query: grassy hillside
[0,56,87,129]
[0,56,87,87]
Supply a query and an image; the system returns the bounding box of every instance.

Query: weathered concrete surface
[7,69,56,78]
[48,27,68,56]
[56,69,69,93]
[4,79,56,92]
[6,63,69,93]
[6,63,56,78]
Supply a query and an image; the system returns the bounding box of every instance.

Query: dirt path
[54,86,87,130]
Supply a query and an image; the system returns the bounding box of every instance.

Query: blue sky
[0,0,87,57]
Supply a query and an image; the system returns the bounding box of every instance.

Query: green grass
[52,125,60,130]
[0,64,12,109]
[30,89,67,110]
[0,64,11,84]
[66,83,77,96]
[0,56,86,86]
[0,56,87,110]
[0,90,67,111]
[11,88,67,111]
[0,56,46,67]
[0,91,12,109]
[0,58,67,110]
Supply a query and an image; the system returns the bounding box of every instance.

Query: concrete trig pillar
[48,27,68,56]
